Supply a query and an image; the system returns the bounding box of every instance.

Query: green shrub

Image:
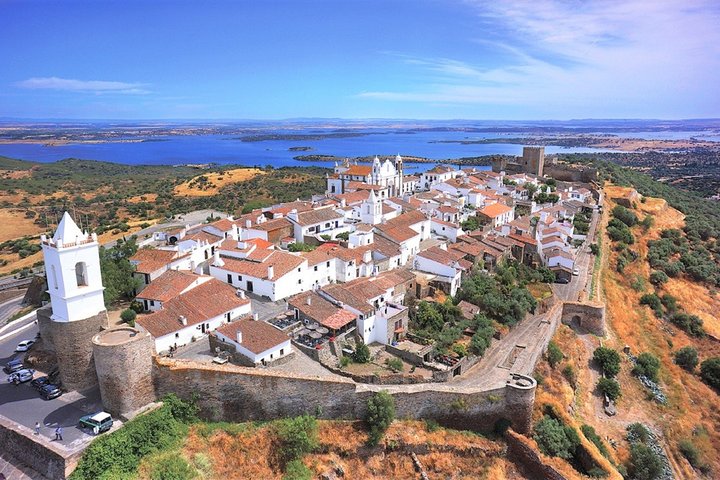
[639,293,663,318]
[120,308,137,325]
[581,424,610,458]
[628,443,663,480]
[163,394,199,423]
[562,365,577,389]
[597,378,621,401]
[533,416,580,460]
[590,243,600,255]
[288,242,315,252]
[546,341,563,369]
[593,346,621,378]
[385,357,403,373]
[632,352,661,382]
[628,423,651,444]
[674,346,699,372]
[283,459,312,480]
[678,439,703,469]
[451,343,467,358]
[354,343,371,363]
[274,415,319,464]
[339,355,351,368]
[424,419,441,432]
[700,357,720,389]
[612,206,638,227]
[149,453,196,480]
[670,312,705,337]
[365,391,395,446]
[649,270,669,286]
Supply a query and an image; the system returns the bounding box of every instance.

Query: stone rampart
[0,413,82,480]
[36,305,56,353]
[505,429,570,480]
[153,358,537,434]
[561,302,606,336]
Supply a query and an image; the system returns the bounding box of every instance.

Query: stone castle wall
[561,302,606,336]
[36,306,56,353]
[48,310,106,392]
[152,359,537,434]
[92,327,156,418]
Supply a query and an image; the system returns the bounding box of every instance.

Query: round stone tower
[92,327,155,418]
[504,373,537,434]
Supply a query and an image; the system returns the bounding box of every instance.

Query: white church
[326,154,417,198]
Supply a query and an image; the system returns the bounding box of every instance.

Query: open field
[174,167,266,196]
[0,208,44,242]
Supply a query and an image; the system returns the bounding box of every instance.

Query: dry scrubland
[0,208,45,242]
[533,186,720,479]
[174,168,266,196]
[135,421,527,480]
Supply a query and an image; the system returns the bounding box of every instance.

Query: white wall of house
[430,219,463,243]
[546,254,574,271]
[216,331,292,364]
[210,262,307,301]
[307,258,337,288]
[414,256,462,296]
[139,303,251,353]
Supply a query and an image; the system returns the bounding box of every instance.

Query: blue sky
[1,0,719,120]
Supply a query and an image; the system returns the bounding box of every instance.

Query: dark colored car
[39,384,62,400]
[31,376,50,390]
[555,277,570,284]
[79,412,113,435]
[3,359,23,374]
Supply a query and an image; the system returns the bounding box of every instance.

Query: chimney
[236,289,245,299]
[253,313,259,321]
[267,265,274,279]
[236,330,243,344]
[237,241,247,250]
[179,315,187,326]
[363,250,372,264]
[306,295,312,306]
[245,219,252,228]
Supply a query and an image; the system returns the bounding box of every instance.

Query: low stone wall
[153,358,537,434]
[505,429,569,480]
[0,414,82,480]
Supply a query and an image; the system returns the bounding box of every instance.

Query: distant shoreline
[293,154,499,166]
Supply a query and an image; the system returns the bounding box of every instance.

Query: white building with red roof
[214,318,291,366]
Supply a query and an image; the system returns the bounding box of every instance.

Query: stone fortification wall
[544,164,598,183]
[561,302,606,336]
[49,310,106,392]
[36,305,56,352]
[153,359,537,434]
[93,327,156,418]
[0,414,82,480]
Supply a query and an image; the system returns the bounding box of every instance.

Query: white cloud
[16,77,150,94]
[360,0,720,117]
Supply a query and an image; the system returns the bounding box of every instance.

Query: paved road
[0,321,103,447]
[0,296,25,326]
[553,209,600,302]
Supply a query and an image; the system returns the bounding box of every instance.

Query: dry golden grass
[144,420,515,480]
[599,186,720,477]
[0,208,45,242]
[174,168,265,197]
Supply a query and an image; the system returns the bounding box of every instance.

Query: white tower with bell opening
[42,212,106,322]
[360,189,383,225]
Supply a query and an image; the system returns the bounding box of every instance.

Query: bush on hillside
[593,346,621,378]
[274,415,319,465]
[670,312,705,337]
[612,205,638,227]
[120,308,137,325]
[674,346,699,372]
[546,341,563,369]
[628,443,663,480]
[632,352,661,382]
[365,391,395,446]
[533,416,580,460]
[354,343,371,363]
[649,270,669,286]
[700,357,720,390]
[597,377,621,401]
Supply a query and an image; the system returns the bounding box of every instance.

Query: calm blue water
[0,131,612,172]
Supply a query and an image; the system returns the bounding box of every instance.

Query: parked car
[31,376,50,390]
[3,359,24,374]
[555,277,570,284]
[15,340,35,352]
[572,268,580,276]
[39,384,62,400]
[7,368,35,384]
[79,411,113,435]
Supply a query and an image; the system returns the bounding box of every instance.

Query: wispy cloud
[359,0,720,117]
[16,77,150,94]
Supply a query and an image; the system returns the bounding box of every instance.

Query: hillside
[530,182,720,479]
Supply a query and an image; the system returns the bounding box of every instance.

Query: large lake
[0,130,611,172]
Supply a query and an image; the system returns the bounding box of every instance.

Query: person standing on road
[55,426,63,441]
[34,422,40,435]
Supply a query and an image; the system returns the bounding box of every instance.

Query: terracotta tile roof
[450,242,484,257]
[417,246,464,266]
[425,165,455,174]
[292,208,344,227]
[289,292,357,330]
[479,203,513,218]
[332,190,370,205]
[208,218,237,232]
[270,201,314,216]
[344,165,372,176]
[376,225,418,243]
[249,217,292,232]
[185,230,224,244]
[372,235,401,258]
[216,318,289,355]
[354,223,374,232]
[131,248,184,274]
[384,210,427,228]
[219,237,274,255]
[136,270,203,302]
[543,247,574,260]
[347,181,383,191]
[431,218,458,228]
[457,300,480,320]
[218,250,306,280]
[508,233,537,246]
[136,279,250,338]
